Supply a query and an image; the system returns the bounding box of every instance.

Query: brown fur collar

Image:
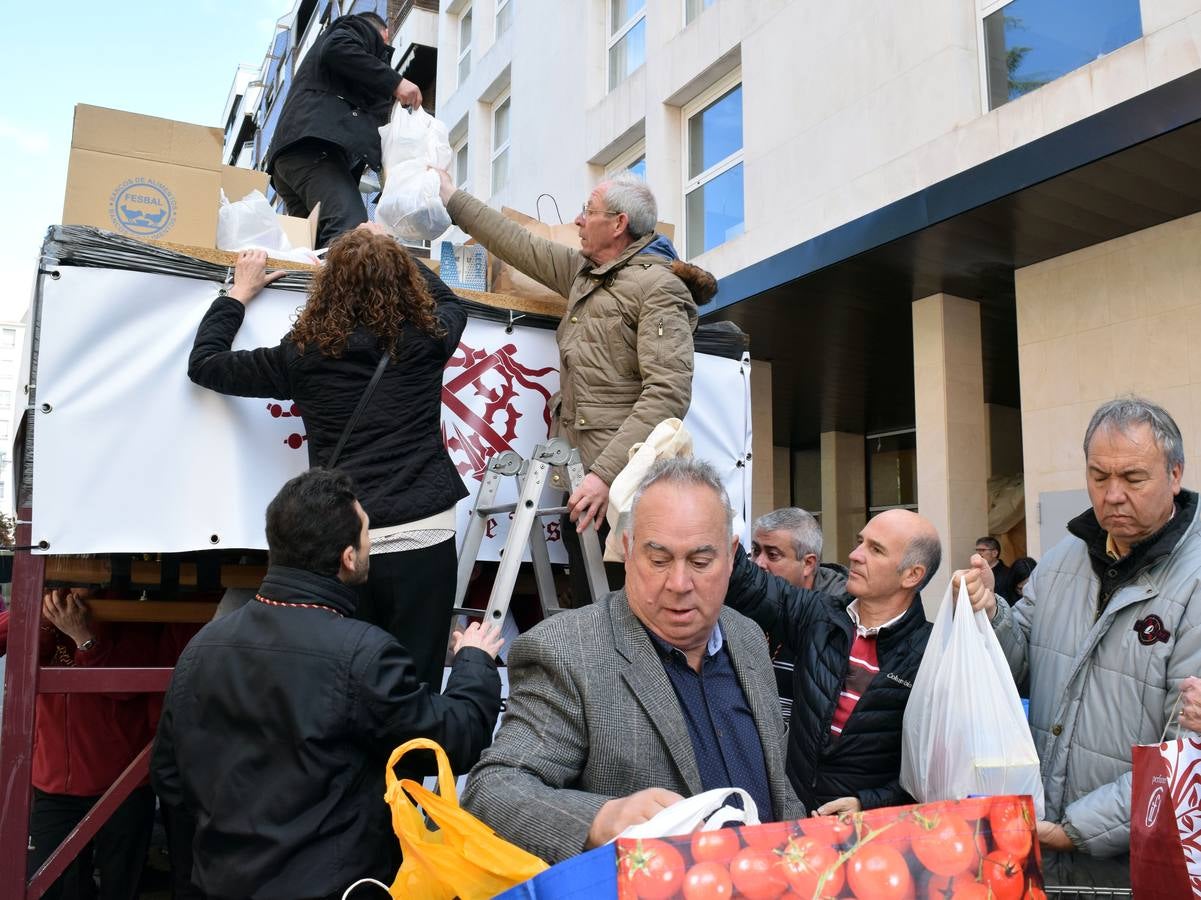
[669,259,718,304]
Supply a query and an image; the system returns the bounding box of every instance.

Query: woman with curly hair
[188,224,468,688]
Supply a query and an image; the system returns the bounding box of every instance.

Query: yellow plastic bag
[381,737,548,900]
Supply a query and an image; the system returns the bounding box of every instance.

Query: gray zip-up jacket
[990,491,1201,884]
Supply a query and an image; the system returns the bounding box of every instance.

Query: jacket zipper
[657,320,663,337]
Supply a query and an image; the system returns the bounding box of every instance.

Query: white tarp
[31,266,751,556]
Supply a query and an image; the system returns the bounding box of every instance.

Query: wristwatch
[78,638,96,652]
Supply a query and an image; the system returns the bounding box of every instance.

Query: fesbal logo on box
[109,177,177,237]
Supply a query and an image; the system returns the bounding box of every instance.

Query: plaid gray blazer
[461,590,805,863]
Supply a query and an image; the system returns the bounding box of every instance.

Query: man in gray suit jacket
[462,458,805,863]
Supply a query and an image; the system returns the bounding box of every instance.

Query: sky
[0,0,290,322]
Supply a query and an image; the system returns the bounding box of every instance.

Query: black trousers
[354,537,457,690]
[271,142,368,249]
[560,515,623,605]
[159,802,204,900]
[28,785,155,900]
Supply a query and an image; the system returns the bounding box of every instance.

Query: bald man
[724,509,941,814]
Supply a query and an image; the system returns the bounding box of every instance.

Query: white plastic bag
[616,787,759,841]
[900,578,1045,818]
[604,418,693,562]
[376,105,453,241]
[216,190,293,253]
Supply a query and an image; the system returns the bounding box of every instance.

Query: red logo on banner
[265,402,307,451]
[441,340,556,481]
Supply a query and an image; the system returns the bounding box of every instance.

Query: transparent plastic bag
[376,106,453,241]
[900,578,1045,818]
[216,189,293,252]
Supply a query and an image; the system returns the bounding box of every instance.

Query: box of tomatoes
[609,795,1043,900]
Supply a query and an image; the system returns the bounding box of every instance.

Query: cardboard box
[220,165,270,203]
[278,206,319,251]
[62,104,224,247]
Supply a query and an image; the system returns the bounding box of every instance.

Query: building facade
[226,0,1201,607]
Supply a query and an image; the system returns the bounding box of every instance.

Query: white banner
[31,267,750,556]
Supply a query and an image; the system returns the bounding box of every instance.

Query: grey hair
[753,507,823,560]
[600,174,657,238]
[900,532,941,593]
[1083,396,1185,474]
[629,457,734,538]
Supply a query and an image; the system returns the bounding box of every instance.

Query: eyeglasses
[974,547,995,554]
[580,204,620,218]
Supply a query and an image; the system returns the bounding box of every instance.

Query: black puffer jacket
[266,13,401,175]
[150,565,501,900]
[725,545,932,810]
[188,265,468,528]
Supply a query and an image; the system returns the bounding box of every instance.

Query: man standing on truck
[267,11,423,248]
[436,169,716,602]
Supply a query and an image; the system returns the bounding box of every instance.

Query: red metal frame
[0,505,175,900]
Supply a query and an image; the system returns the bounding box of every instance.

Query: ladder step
[476,504,569,517]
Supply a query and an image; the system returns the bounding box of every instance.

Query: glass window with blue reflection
[984,0,1141,109]
[686,163,744,257]
[686,0,717,24]
[686,85,744,257]
[627,156,646,180]
[687,86,742,179]
[608,0,646,90]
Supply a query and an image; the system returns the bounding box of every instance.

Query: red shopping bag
[1131,717,1201,899]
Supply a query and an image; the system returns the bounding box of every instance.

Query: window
[980,0,1141,110]
[866,429,918,514]
[458,6,473,85]
[606,142,646,180]
[454,137,470,188]
[0,329,14,348]
[491,93,511,194]
[685,0,716,24]
[496,0,513,38]
[683,79,744,258]
[607,0,646,91]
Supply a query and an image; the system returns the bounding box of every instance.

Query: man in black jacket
[724,508,939,815]
[974,535,1015,602]
[266,12,423,247]
[151,468,502,900]
[750,507,847,723]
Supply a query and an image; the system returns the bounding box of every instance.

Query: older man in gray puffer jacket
[960,396,1201,888]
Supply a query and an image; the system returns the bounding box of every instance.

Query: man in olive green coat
[436,171,716,599]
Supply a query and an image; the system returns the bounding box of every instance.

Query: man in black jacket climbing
[266,11,423,247]
[151,468,502,900]
[724,508,939,815]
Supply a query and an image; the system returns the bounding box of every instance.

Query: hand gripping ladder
[453,438,609,626]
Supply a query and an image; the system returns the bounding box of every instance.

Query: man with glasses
[975,535,1015,602]
[436,170,716,602]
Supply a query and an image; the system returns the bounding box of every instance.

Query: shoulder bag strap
[327,351,390,469]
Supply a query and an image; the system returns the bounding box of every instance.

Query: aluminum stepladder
[453,438,609,626]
